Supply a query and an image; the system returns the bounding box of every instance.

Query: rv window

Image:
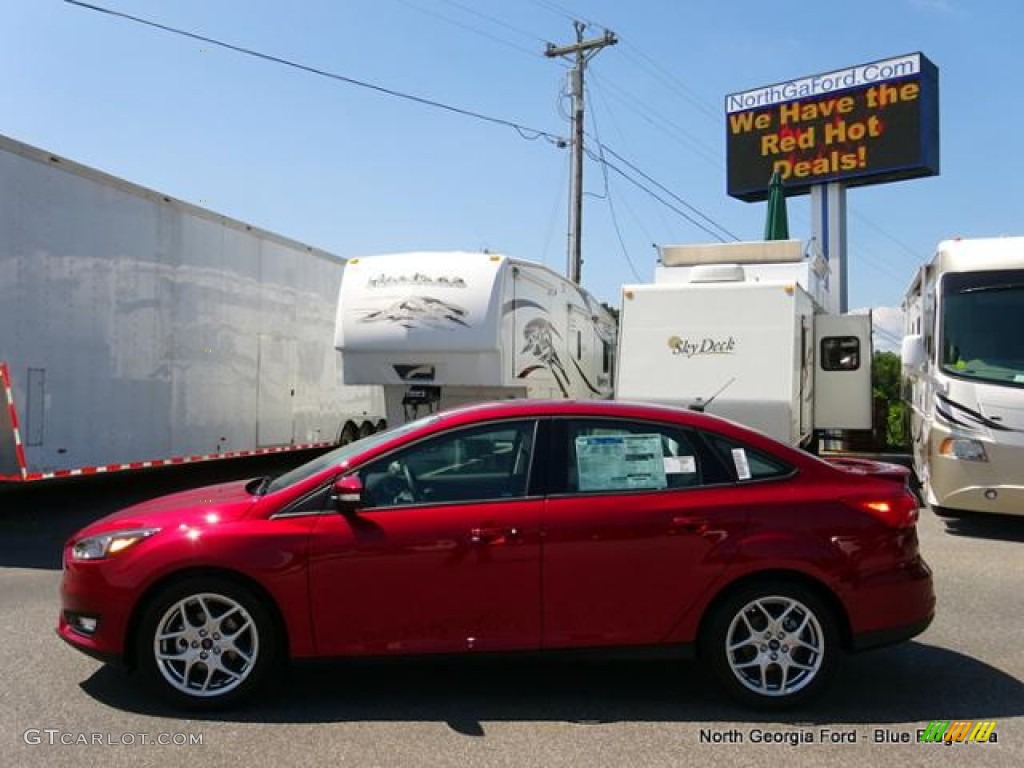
[821,336,861,371]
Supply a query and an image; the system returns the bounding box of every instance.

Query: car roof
[422,398,779,445]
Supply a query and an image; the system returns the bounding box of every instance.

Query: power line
[64,0,563,145]
[589,72,721,169]
[436,0,551,47]
[67,0,734,250]
[850,208,925,261]
[391,0,543,59]
[618,44,720,123]
[595,142,739,241]
[585,146,732,243]
[586,85,642,281]
[527,0,597,27]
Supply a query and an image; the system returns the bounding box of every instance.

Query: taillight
[843,491,920,528]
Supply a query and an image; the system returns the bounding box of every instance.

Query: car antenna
[689,377,736,413]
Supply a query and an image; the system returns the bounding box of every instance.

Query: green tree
[872,351,907,449]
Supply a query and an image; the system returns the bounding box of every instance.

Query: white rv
[334,251,617,426]
[615,240,872,446]
[901,237,1024,518]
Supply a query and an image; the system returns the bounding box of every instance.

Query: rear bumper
[842,555,935,648]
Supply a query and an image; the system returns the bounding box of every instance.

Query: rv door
[813,314,873,431]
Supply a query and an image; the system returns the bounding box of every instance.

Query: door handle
[470,526,519,545]
[671,516,709,534]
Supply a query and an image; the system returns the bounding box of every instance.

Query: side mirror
[901,334,926,378]
[330,475,365,512]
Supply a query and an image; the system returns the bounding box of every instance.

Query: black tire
[136,577,278,710]
[703,580,840,710]
[339,422,359,446]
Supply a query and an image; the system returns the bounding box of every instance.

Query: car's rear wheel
[704,581,839,709]
[136,577,277,710]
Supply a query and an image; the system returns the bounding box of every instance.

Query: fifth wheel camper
[334,251,617,427]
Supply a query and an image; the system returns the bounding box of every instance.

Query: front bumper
[928,426,1024,516]
[57,558,136,663]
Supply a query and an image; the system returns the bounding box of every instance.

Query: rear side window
[557,418,731,493]
[707,435,793,482]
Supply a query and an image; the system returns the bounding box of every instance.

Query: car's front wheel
[136,577,277,709]
[704,581,840,709]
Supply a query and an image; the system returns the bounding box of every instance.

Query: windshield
[264,414,441,494]
[939,269,1024,387]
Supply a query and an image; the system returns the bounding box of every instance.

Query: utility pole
[545,22,616,285]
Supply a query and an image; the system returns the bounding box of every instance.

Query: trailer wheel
[358,421,374,439]
[375,419,387,433]
[339,422,359,445]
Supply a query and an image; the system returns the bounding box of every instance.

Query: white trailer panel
[0,134,383,480]
[617,281,813,443]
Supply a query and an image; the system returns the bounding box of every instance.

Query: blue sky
[4,0,1022,336]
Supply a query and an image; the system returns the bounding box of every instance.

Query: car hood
[71,479,260,539]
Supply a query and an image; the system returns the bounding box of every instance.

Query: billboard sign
[726,53,939,201]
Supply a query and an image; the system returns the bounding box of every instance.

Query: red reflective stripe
[0,362,29,480]
[3,440,334,483]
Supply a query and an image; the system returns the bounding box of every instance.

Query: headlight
[71,527,161,561]
[938,437,988,462]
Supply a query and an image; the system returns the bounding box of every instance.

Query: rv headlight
[938,437,988,462]
[71,527,161,561]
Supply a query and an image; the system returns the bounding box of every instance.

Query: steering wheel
[401,462,420,502]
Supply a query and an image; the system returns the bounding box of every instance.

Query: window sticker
[731,447,752,480]
[576,434,667,491]
[663,455,697,475]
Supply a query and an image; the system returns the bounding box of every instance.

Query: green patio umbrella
[763,170,789,240]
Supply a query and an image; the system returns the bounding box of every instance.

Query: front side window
[358,420,536,508]
[558,418,731,494]
[940,269,1024,387]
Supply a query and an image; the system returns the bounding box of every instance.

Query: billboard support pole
[810,182,848,314]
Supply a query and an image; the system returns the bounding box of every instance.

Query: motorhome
[615,240,872,446]
[901,237,1024,518]
[334,251,617,426]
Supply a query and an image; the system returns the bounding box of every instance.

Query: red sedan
[59,400,933,709]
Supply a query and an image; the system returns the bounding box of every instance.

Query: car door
[307,419,544,656]
[541,417,751,649]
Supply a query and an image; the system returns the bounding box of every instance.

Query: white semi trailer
[0,133,383,482]
[901,236,1024,518]
[615,240,873,447]
[334,251,617,426]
